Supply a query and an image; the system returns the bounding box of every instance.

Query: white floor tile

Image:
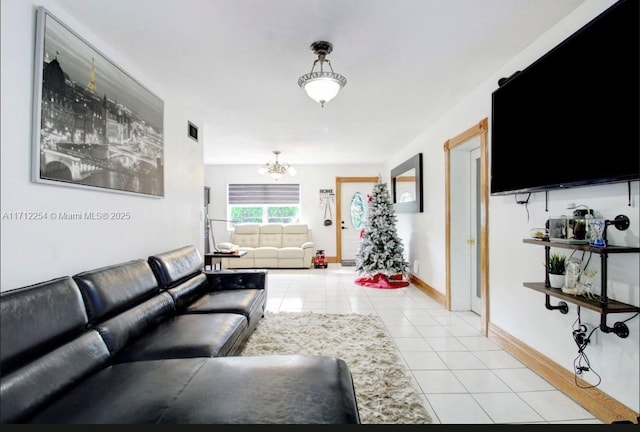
[452,369,512,393]
[437,351,488,370]
[402,351,448,370]
[415,325,453,338]
[413,370,467,393]
[426,394,494,423]
[385,325,422,338]
[393,337,434,352]
[457,335,502,351]
[266,266,601,424]
[517,390,597,422]
[473,350,526,369]
[472,392,546,423]
[493,368,556,392]
[423,337,469,351]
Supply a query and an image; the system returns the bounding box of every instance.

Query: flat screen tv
[490,0,639,196]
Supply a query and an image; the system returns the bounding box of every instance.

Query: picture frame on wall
[32,6,165,197]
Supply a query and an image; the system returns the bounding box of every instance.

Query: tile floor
[263,264,603,424]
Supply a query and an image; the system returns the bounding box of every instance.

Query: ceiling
[55,0,585,166]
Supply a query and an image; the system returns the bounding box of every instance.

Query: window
[227,184,300,226]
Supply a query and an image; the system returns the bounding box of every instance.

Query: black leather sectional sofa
[0,245,360,424]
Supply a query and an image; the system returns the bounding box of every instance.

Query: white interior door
[340,182,373,265]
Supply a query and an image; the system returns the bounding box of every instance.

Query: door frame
[335,176,379,264]
[444,118,489,336]
[470,147,482,314]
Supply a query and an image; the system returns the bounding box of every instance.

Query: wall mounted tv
[490,0,639,196]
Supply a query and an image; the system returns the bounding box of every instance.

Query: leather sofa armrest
[205,269,267,292]
[302,241,315,249]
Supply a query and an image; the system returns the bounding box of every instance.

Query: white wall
[204,163,383,257]
[1,0,205,290]
[382,0,639,414]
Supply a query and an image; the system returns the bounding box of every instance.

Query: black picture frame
[32,7,164,197]
[391,153,423,213]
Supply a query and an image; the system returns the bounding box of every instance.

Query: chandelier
[297,41,347,107]
[258,150,297,180]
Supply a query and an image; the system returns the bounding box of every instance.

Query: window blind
[228,184,300,204]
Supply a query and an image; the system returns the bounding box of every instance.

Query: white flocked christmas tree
[355,179,409,279]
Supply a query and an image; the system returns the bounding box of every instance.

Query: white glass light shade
[270,172,284,180]
[298,72,346,107]
[288,166,298,176]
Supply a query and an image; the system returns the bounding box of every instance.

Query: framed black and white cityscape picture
[32,6,164,197]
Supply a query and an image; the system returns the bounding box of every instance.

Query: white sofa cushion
[282,224,310,247]
[258,224,283,248]
[278,247,305,259]
[253,247,279,258]
[231,224,261,248]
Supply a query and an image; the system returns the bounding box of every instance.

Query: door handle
[467,238,476,246]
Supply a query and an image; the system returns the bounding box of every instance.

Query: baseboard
[488,323,639,424]
[409,273,446,306]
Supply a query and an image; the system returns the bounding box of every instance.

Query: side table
[204,250,247,271]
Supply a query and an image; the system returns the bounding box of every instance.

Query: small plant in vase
[546,252,567,288]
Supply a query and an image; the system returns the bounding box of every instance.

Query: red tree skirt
[354,273,409,289]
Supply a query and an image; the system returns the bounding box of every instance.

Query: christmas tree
[355,179,409,281]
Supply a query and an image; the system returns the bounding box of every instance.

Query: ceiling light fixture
[297,41,347,107]
[258,150,297,180]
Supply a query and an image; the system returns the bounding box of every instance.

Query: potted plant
[547,252,567,288]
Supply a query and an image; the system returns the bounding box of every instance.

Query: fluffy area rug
[240,312,432,424]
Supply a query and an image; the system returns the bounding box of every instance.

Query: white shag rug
[240,311,432,424]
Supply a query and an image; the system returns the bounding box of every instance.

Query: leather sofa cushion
[148,245,203,289]
[95,292,176,355]
[186,289,265,334]
[186,289,263,317]
[0,276,88,373]
[74,259,160,323]
[165,272,208,310]
[1,331,111,424]
[113,313,247,362]
[27,356,360,424]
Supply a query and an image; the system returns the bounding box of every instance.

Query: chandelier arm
[309,58,320,74]
[324,59,335,73]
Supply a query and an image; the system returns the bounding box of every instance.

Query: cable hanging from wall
[514,193,532,223]
[571,308,601,389]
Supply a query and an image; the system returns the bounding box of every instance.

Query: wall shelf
[523,238,640,338]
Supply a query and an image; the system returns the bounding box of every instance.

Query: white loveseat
[219,223,315,269]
